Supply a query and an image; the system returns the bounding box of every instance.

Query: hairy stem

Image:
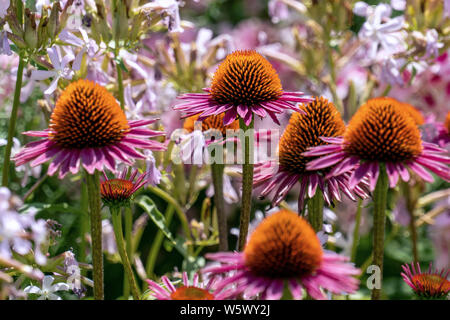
[238,119,254,251]
[2,53,25,186]
[111,207,140,300]
[308,189,324,232]
[371,164,388,300]
[86,170,104,300]
[123,206,133,298]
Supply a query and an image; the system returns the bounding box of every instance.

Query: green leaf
[137,195,176,245]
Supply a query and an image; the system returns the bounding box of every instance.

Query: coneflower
[401,262,449,300]
[203,209,360,300]
[146,272,233,300]
[14,79,166,300]
[175,50,311,126]
[254,97,368,231]
[304,97,450,299]
[14,79,166,177]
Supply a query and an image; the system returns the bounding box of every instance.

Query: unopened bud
[24,9,38,49]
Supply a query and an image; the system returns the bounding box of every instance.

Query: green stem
[211,163,228,251]
[2,53,26,187]
[145,205,175,280]
[381,84,392,97]
[350,199,363,263]
[308,189,324,232]
[110,207,140,300]
[85,170,104,300]
[238,119,254,251]
[123,206,133,299]
[326,40,344,113]
[371,164,389,300]
[116,61,125,109]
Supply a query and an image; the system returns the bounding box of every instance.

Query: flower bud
[47,2,60,39]
[23,9,38,49]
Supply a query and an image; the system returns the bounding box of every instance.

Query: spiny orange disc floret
[445,111,450,133]
[170,286,215,300]
[100,179,134,202]
[411,274,450,298]
[49,79,129,149]
[397,101,425,125]
[343,97,423,162]
[183,113,240,136]
[244,209,323,278]
[279,97,346,174]
[210,50,283,106]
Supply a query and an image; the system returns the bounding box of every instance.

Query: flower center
[170,286,214,300]
[49,79,129,149]
[279,97,345,174]
[183,113,239,136]
[343,97,423,162]
[244,209,323,278]
[100,179,134,202]
[412,274,450,298]
[210,50,283,106]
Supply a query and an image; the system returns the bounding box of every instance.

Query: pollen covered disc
[244,210,323,278]
[210,50,283,106]
[343,97,423,162]
[49,79,129,149]
[279,97,345,174]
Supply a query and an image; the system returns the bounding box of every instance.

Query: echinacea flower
[14,79,166,179]
[174,50,311,126]
[203,209,360,300]
[304,97,450,191]
[24,275,70,300]
[254,97,368,210]
[100,168,149,208]
[401,262,449,299]
[145,272,232,300]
